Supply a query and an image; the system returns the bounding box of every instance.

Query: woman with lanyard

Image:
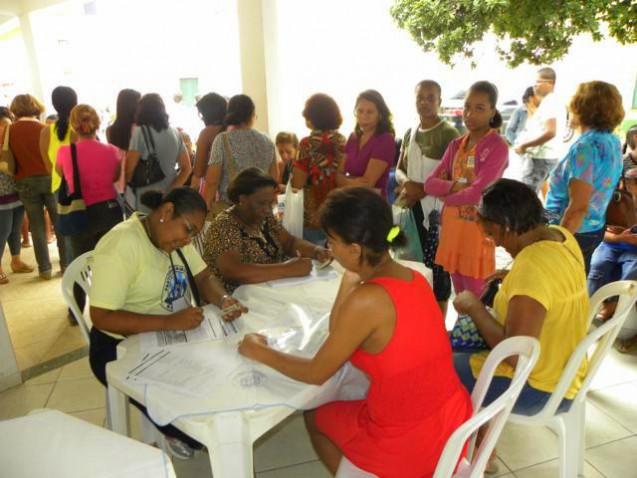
[424,81,509,297]
[88,187,246,459]
[396,79,460,313]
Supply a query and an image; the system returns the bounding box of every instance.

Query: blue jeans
[15,175,69,273]
[575,228,605,275]
[453,352,572,416]
[0,205,24,257]
[588,242,637,296]
[303,227,327,246]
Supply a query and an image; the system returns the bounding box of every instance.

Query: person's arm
[561,179,594,233]
[90,306,205,335]
[516,117,556,154]
[605,228,637,246]
[423,140,457,197]
[191,129,211,190]
[194,266,247,320]
[441,139,509,206]
[169,149,192,189]
[124,150,141,182]
[505,108,521,145]
[215,249,312,284]
[291,166,307,190]
[203,164,222,208]
[454,291,546,367]
[395,130,410,185]
[340,136,394,189]
[269,156,280,183]
[54,148,64,176]
[39,126,52,174]
[239,283,385,384]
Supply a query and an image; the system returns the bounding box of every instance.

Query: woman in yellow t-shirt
[453,178,589,416]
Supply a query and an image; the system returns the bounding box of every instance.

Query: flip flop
[0,272,8,285]
[11,262,34,273]
[615,336,637,354]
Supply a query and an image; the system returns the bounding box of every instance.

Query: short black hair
[522,86,535,104]
[478,179,546,235]
[227,167,278,204]
[319,187,406,266]
[140,187,208,216]
[224,94,255,127]
[136,93,169,131]
[196,93,227,126]
[415,80,442,98]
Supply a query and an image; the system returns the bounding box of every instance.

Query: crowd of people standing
[0,66,635,474]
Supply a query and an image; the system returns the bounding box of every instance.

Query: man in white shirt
[515,67,562,192]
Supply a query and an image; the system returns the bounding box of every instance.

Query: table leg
[205,412,253,478]
[107,383,130,436]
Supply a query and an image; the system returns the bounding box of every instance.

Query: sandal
[0,272,8,285]
[11,262,34,273]
[615,335,637,354]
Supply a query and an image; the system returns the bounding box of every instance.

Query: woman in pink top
[337,90,395,197]
[56,104,123,257]
[424,82,508,297]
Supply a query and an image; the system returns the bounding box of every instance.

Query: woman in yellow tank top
[38,86,77,192]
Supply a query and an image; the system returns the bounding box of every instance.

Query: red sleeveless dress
[315,271,472,478]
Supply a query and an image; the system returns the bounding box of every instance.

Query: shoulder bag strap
[141,125,156,156]
[70,143,82,196]
[223,133,238,180]
[175,248,201,307]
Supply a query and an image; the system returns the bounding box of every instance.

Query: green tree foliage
[390,0,637,67]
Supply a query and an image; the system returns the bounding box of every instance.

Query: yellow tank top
[48,122,72,192]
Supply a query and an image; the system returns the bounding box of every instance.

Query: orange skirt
[435,205,495,279]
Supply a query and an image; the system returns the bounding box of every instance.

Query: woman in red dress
[239,187,472,477]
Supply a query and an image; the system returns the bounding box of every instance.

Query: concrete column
[18,12,45,102]
[236,0,270,133]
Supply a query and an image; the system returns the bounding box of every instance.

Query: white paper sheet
[139,310,243,353]
[267,264,338,288]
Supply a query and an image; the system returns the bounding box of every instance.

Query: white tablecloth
[0,409,175,478]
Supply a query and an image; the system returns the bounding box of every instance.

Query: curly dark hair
[569,81,624,132]
[136,93,169,132]
[354,89,394,137]
[196,93,227,126]
[227,167,278,204]
[302,93,342,131]
[478,179,547,235]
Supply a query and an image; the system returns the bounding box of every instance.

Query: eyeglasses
[182,217,198,238]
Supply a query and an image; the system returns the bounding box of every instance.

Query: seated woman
[88,187,245,459]
[454,178,589,417]
[202,167,330,293]
[239,187,472,478]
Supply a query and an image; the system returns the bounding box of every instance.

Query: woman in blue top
[545,81,625,273]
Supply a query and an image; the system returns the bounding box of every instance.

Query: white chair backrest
[528,280,637,420]
[434,336,540,478]
[61,251,94,344]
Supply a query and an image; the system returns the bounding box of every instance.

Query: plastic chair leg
[552,402,586,478]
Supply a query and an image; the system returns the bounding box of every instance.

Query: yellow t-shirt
[470,226,589,399]
[89,213,207,335]
[48,122,72,192]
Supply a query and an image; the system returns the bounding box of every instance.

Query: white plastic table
[0,409,176,478]
[106,262,432,478]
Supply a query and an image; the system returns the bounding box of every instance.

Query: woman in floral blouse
[203,167,330,292]
[292,93,346,245]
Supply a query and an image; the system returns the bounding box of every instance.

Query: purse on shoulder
[57,143,89,236]
[128,125,166,189]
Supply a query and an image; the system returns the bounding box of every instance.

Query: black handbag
[57,143,89,236]
[128,125,166,188]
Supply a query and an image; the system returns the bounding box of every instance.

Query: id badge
[467,155,475,168]
[171,296,191,312]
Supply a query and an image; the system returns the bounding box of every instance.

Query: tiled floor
[0,349,636,477]
[1,239,84,372]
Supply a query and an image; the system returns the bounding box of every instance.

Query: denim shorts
[453,352,572,416]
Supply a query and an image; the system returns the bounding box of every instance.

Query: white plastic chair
[433,336,540,478]
[508,280,637,478]
[335,337,540,478]
[61,251,162,447]
[61,251,94,343]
